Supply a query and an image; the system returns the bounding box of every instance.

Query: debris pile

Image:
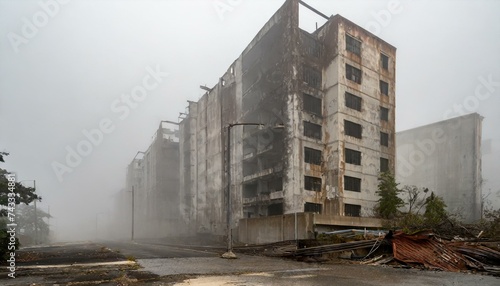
[387,231,500,273]
[389,231,482,271]
[275,230,500,275]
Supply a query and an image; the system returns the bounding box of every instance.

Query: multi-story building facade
[125,122,182,238]
[396,113,483,223]
[179,0,396,236]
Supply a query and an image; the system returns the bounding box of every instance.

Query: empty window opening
[304,121,322,140]
[380,80,389,95]
[380,132,389,147]
[304,147,322,165]
[344,176,361,192]
[346,34,361,56]
[267,177,283,192]
[345,148,361,165]
[303,66,322,89]
[305,176,322,192]
[302,33,321,58]
[303,93,322,116]
[243,160,258,177]
[346,64,362,84]
[345,92,362,111]
[304,202,322,213]
[380,107,389,121]
[243,183,258,198]
[344,120,362,139]
[268,203,283,216]
[380,157,389,173]
[345,203,361,217]
[381,53,389,70]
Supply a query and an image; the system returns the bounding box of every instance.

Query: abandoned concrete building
[396,113,483,223]
[125,121,182,238]
[178,0,396,242]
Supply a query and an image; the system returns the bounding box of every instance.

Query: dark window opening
[243,160,258,177]
[344,176,361,192]
[303,66,322,89]
[380,80,389,95]
[346,64,362,84]
[243,183,258,198]
[344,120,362,139]
[305,176,321,192]
[303,34,321,58]
[267,177,283,192]
[380,107,389,121]
[346,34,361,56]
[345,204,361,217]
[345,148,361,165]
[304,121,322,140]
[268,203,283,216]
[381,53,389,70]
[380,132,389,147]
[303,93,322,116]
[305,147,322,165]
[304,202,322,213]
[345,92,362,111]
[380,157,389,173]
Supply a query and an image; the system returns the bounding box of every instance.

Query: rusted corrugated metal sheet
[449,243,500,265]
[390,231,482,272]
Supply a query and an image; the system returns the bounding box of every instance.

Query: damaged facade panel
[240,2,290,219]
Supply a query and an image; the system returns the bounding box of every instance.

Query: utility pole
[34,180,38,245]
[131,185,135,241]
[222,124,236,259]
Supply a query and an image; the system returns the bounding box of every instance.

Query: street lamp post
[221,123,284,259]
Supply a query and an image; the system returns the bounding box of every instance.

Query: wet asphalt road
[99,240,500,286]
[101,240,219,259]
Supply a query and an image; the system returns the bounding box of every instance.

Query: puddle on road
[174,276,256,286]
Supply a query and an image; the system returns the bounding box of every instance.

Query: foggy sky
[1,0,499,240]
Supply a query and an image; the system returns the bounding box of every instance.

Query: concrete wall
[237,212,383,244]
[396,113,483,222]
[238,212,315,244]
